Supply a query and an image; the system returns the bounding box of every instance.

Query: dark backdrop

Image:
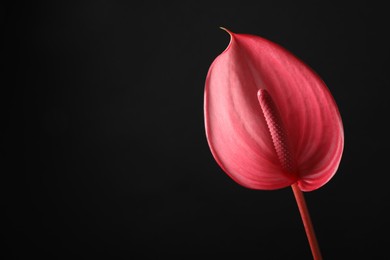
[4,1,389,259]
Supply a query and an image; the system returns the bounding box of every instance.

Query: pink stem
[291,183,323,260]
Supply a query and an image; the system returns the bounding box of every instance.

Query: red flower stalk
[204,28,344,259]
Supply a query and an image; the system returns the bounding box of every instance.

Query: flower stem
[291,183,323,260]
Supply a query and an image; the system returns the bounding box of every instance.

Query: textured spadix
[204,29,344,191]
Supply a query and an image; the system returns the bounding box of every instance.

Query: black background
[4,1,389,259]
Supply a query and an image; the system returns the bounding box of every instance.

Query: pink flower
[204,28,344,192]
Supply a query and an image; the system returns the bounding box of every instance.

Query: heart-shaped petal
[204,29,344,191]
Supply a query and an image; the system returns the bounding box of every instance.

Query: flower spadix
[204,29,344,191]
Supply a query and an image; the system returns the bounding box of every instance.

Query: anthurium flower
[204,28,344,192]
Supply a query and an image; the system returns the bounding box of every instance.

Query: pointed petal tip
[216,27,234,54]
[219,26,229,32]
[219,27,233,35]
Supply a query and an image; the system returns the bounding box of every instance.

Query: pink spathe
[204,29,344,191]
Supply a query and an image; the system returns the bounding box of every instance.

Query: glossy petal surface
[204,30,344,191]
